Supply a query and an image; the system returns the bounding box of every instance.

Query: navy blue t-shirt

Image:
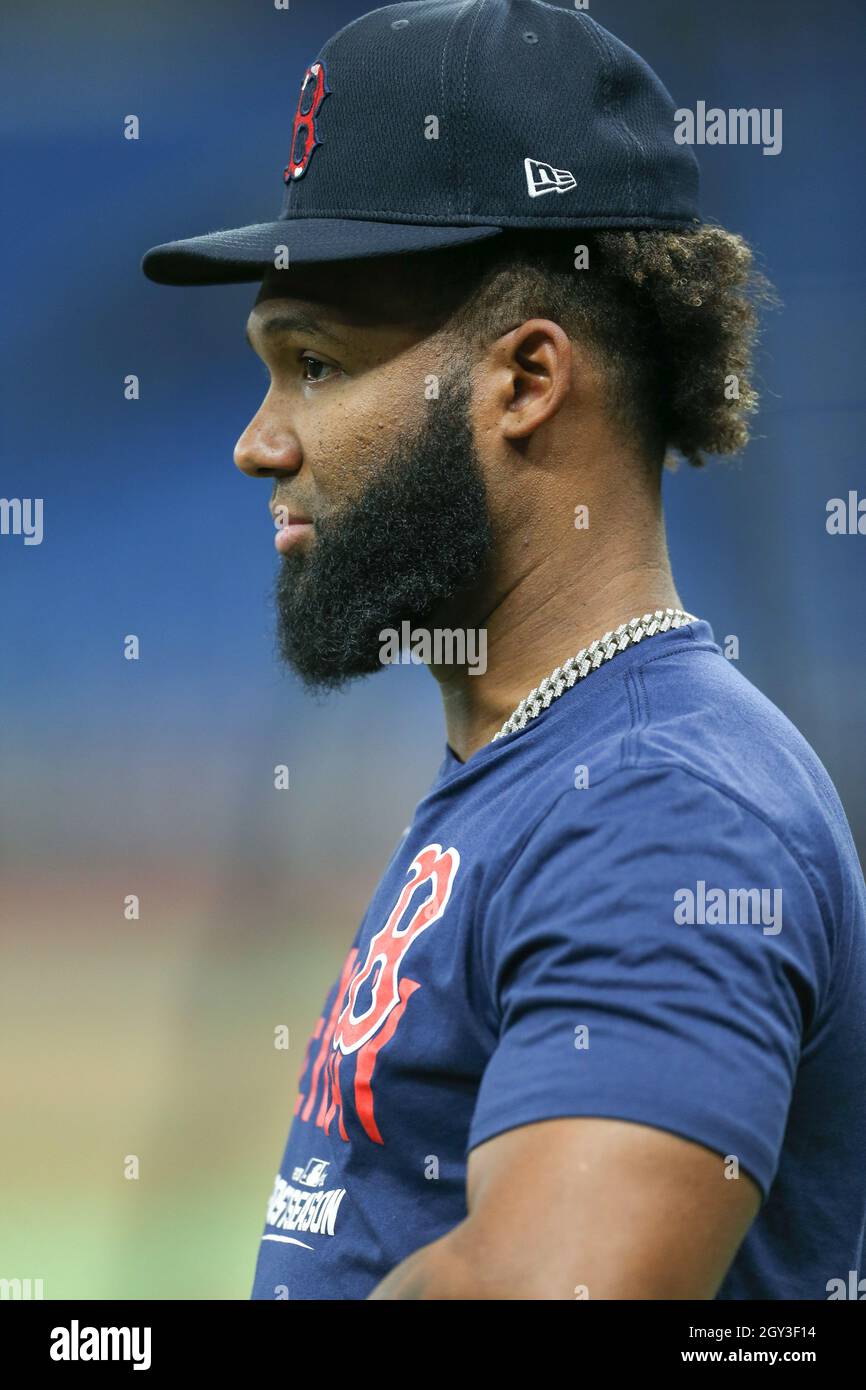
[251,619,866,1300]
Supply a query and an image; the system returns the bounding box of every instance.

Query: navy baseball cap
[142,0,700,287]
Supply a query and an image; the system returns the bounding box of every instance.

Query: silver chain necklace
[491,607,699,742]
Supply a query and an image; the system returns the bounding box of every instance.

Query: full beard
[272,367,493,691]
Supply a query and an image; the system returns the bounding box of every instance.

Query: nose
[234,402,303,479]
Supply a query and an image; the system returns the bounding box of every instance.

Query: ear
[487,318,574,441]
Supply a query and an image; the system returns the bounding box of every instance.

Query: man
[143,0,866,1300]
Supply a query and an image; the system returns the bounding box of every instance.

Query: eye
[300,354,336,383]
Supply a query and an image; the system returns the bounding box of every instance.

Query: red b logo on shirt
[293,843,460,1145]
[334,843,461,1055]
[284,61,329,182]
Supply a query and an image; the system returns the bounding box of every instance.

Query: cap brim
[141,217,504,286]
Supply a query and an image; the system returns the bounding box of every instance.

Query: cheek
[305,389,408,499]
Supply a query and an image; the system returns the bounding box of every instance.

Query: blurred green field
[0,890,351,1299]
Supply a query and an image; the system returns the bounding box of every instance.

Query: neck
[433,498,683,763]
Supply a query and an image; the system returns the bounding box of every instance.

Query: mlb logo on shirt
[292,1158,331,1189]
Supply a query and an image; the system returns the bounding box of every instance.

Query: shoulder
[480,647,864,1022]
[479,757,839,1053]
[506,635,855,922]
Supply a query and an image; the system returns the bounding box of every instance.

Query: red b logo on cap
[284,61,329,183]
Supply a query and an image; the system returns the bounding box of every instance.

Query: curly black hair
[428,225,774,469]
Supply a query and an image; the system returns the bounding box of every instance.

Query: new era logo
[524,157,577,198]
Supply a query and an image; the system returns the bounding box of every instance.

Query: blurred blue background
[1,0,864,1297]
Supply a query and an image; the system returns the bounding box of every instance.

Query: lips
[273,511,314,555]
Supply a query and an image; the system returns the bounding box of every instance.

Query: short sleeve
[468,765,832,1201]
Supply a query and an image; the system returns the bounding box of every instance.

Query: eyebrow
[245,310,346,351]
